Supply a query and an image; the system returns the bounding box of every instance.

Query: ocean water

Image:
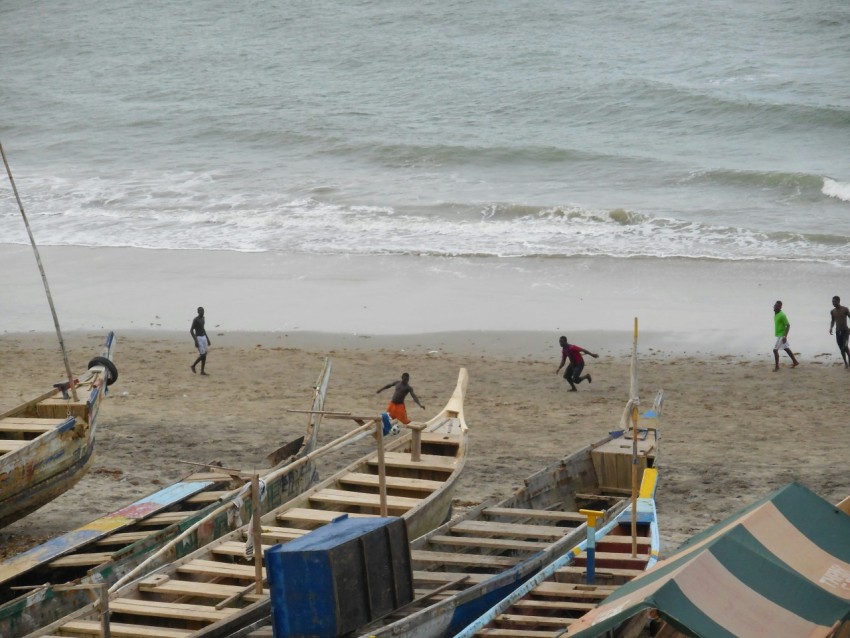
[1,0,849,265]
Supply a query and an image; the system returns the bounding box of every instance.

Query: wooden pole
[375,422,388,517]
[251,473,264,594]
[631,317,639,558]
[0,141,78,402]
[100,581,112,638]
[409,423,424,462]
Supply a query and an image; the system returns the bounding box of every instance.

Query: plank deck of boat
[109,598,237,622]
[411,549,520,568]
[308,488,422,512]
[0,417,64,432]
[61,620,192,637]
[276,507,375,526]
[0,439,27,453]
[482,507,585,523]
[177,559,265,580]
[140,575,265,601]
[368,452,457,472]
[339,472,444,492]
[428,534,551,551]
[452,520,574,540]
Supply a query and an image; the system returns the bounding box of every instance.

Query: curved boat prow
[438,367,468,429]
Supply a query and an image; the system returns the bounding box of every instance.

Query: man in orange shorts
[377,372,425,424]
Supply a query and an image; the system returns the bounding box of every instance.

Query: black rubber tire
[88,356,118,386]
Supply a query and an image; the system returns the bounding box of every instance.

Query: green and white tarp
[567,482,850,638]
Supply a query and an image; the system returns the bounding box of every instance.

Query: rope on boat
[0,141,78,401]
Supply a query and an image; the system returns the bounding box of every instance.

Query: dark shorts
[564,362,584,381]
[837,329,849,348]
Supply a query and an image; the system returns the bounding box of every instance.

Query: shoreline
[4,243,850,358]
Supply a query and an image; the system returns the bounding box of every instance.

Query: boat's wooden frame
[454,466,660,638]
[0,358,333,638]
[26,367,469,638]
[0,332,116,530]
[354,430,653,638]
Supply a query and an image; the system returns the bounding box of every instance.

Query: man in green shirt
[773,300,799,371]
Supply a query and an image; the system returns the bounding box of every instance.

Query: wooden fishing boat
[28,367,469,638]
[201,385,662,638]
[354,429,657,638]
[0,358,333,638]
[0,332,116,531]
[453,467,660,638]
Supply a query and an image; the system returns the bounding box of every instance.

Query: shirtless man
[829,295,850,368]
[377,373,424,424]
[190,307,211,375]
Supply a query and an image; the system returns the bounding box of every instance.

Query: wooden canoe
[453,467,660,638]
[0,358,332,638]
[0,332,116,530]
[27,367,469,638]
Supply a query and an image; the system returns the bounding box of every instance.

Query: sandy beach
[2,328,848,562]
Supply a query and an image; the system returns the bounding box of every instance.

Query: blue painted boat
[452,467,660,638]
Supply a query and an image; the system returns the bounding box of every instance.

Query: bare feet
[201,371,209,376]
[791,362,799,368]
[191,366,196,374]
[773,366,779,372]
[568,388,577,392]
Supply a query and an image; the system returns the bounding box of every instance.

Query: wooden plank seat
[276,507,375,526]
[512,598,597,612]
[48,552,113,568]
[412,571,492,586]
[0,439,27,453]
[477,628,561,637]
[178,559,265,580]
[556,565,646,579]
[107,597,237,623]
[573,551,649,570]
[368,452,457,473]
[493,613,578,627]
[529,582,616,599]
[308,488,421,513]
[482,507,586,523]
[140,575,265,601]
[95,531,153,545]
[428,535,550,552]
[0,417,64,433]
[419,432,461,445]
[186,490,231,504]
[595,536,652,551]
[339,472,444,493]
[452,520,574,541]
[255,525,308,543]
[411,550,519,569]
[136,511,192,526]
[60,619,191,637]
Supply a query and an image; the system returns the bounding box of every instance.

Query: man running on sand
[377,373,424,424]
[773,300,799,371]
[829,295,850,368]
[556,336,598,392]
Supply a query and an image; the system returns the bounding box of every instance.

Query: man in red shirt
[556,336,598,392]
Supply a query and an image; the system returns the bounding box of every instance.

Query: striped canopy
[567,482,850,638]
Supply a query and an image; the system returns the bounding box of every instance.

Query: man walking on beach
[773,300,798,371]
[190,306,211,375]
[829,296,850,368]
[556,336,598,391]
[377,373,424,424]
